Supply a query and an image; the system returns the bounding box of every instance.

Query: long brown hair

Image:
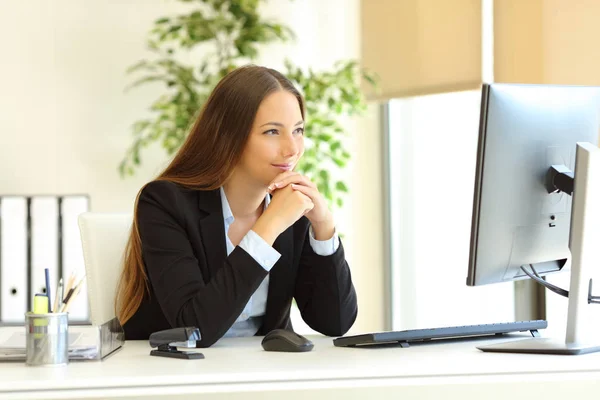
[116,65,305,324]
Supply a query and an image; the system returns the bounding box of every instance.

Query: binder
[30,197,59,309]
[61,196,90,322]
[0,194,90,324]
[0,197,28,323]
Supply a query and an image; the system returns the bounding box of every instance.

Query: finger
[290,183,319,202]
[268,171,299,187]
[267,171,300,191]
[269,175,316,192]
[289,184,315,206]
[269,172,304,189]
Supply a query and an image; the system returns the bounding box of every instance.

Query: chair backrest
[78,212,132,326]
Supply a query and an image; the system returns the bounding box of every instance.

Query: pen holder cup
[25,312,69,367]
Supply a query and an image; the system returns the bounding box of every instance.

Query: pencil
[44,268,51,313]
[63,272,76,300]
[52,278,63,313]
[59,275,86,313]
[61,277,85,313]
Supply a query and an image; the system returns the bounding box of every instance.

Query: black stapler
[149,327,204,360]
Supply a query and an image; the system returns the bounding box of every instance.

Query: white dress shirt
[219,187,339,337]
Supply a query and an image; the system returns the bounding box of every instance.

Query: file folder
[30,197,59,309]
[60,196,90,322]
[0,197,28,323]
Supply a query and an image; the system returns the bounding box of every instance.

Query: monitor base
[478,338,600,355]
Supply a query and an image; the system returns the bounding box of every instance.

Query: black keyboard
[333,320,547,348]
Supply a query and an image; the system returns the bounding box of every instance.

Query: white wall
[0,0,180,210]
[0,0,363,210]
[0,0,385,333]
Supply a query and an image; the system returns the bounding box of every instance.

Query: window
[387,90,515,330]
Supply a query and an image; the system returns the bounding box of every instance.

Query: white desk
[1,334,600,399]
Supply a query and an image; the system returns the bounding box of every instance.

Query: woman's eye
[264,129,278,135]
[294,127,305,135]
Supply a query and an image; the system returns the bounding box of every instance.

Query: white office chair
[78,212,132,326]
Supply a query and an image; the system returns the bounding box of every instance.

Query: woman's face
[237,90,305,187]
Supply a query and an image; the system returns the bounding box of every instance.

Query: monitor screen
[467,83,600,287]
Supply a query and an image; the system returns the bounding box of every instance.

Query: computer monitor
[467,83,600,355]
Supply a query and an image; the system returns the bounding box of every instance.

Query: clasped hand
[266,172,335,240]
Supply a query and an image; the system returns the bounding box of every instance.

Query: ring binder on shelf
[0,195,90,324]
[30,197,59,308]
[61,196,90,322]
[0,197,28,323]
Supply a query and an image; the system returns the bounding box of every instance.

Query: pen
[31,294,52,364]
[53,278,63,313]
[32,294,49,349]
[63,272,76,301]
[60,287,75,310]
[59,275,86,313]
[62,281,84,313]
[44,268,51,313]
[33,294,49,314]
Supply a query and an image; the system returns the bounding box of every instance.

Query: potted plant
[120,0,377,209]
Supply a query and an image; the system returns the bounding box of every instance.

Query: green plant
[120,0,377,209]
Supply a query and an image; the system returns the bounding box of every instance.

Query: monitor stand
[478,142,600,355]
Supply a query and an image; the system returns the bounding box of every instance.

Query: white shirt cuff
[308,225,340,256]
[239,230,281,272]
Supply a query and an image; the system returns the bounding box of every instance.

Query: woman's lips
[272,164,293,171]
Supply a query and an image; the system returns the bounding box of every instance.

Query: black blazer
[123,180,358,346]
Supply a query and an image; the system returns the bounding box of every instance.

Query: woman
[116,65,358,346]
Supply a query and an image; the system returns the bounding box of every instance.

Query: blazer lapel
[197,189,227,277]
[263,225,294,326]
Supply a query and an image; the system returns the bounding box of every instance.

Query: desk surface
[2,333,600,399]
